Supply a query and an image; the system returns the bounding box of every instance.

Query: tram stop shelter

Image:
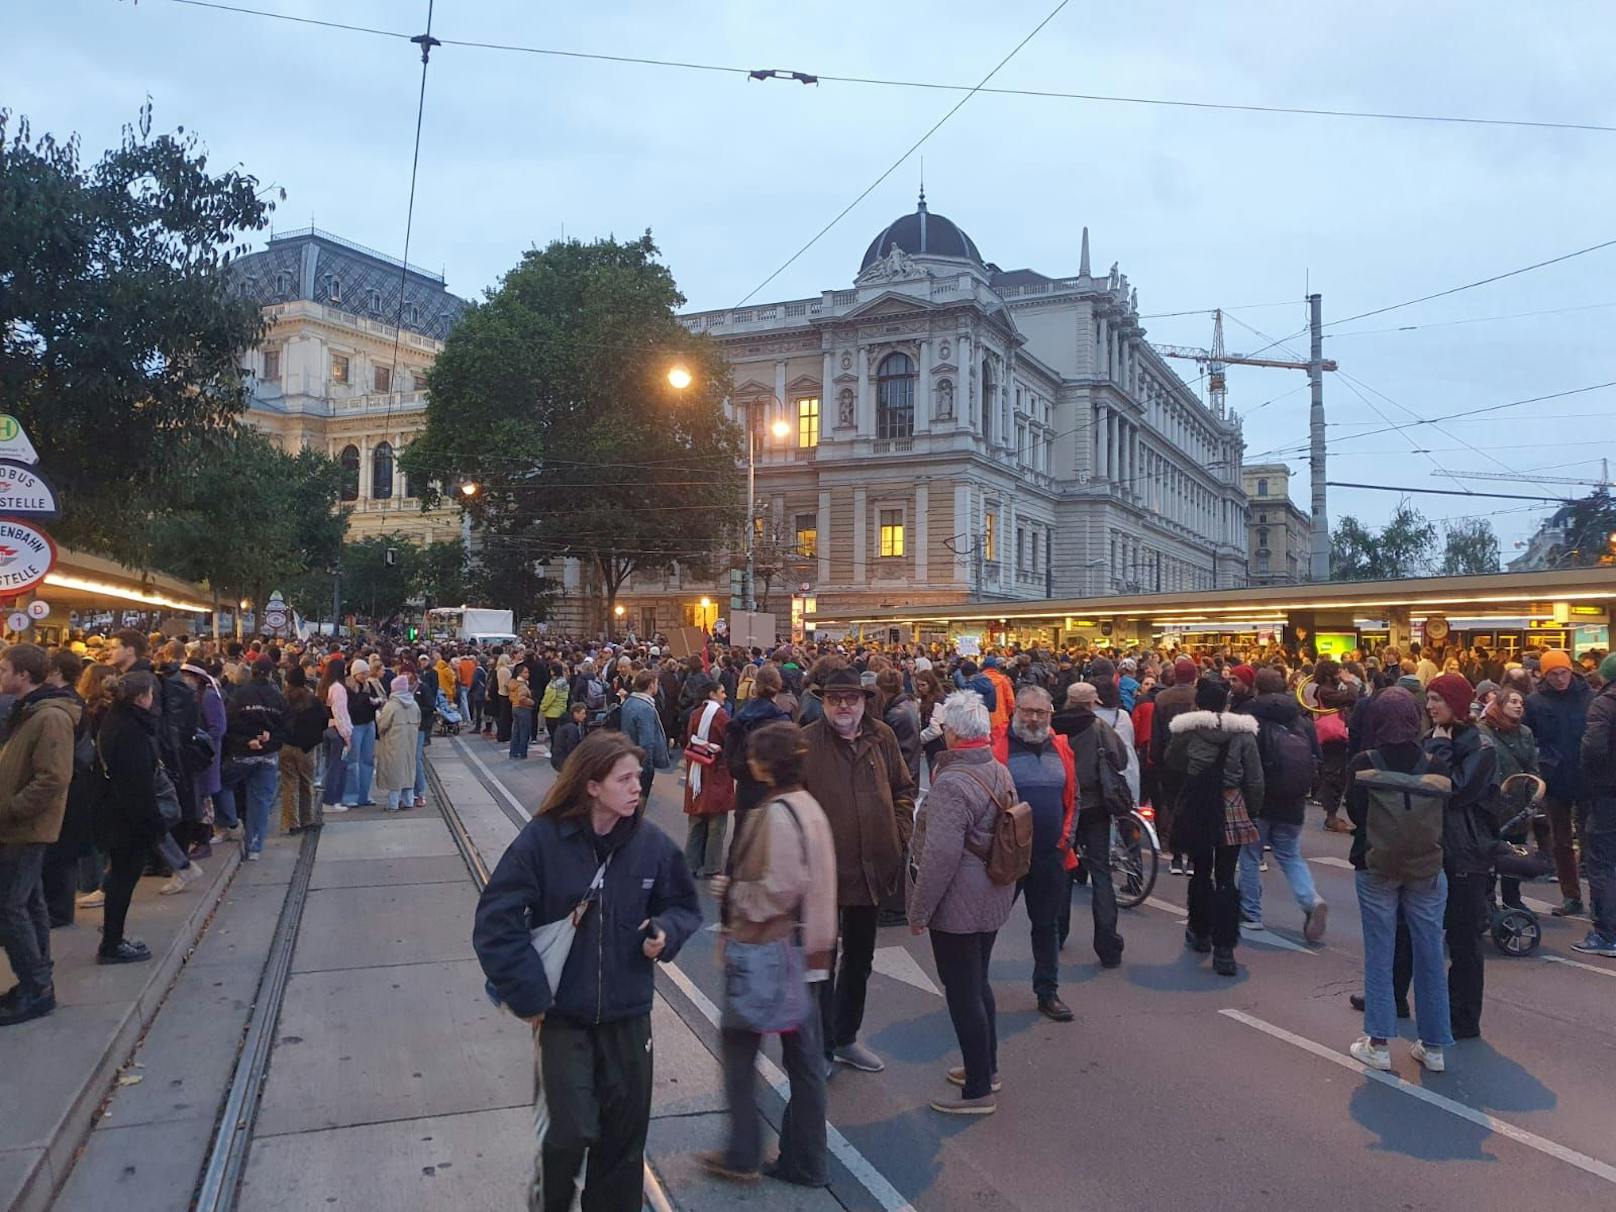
[2,547,213,646]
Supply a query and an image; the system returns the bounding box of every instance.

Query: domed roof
[860,191,983,271]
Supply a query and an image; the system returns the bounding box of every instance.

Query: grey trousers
[719,994,828,1184]
[0,843,51,996]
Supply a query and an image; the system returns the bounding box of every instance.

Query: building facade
[1242,463,1311,585]
[611,196,1250,635]
[230,228,470,544]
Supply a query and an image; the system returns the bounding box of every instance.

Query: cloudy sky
[14,0,1616,555]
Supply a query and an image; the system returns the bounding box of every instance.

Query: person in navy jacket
[474,729,700,1212]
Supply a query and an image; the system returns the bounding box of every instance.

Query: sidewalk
[0,846,243,1212]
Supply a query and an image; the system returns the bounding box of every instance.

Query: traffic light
[385,547,398,567]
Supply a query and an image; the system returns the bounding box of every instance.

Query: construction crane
[1152,311,1339,418]
[1151,306,1340,579]
[1432,460,1611,489]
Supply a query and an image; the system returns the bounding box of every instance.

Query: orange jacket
[991,726,1079,871]
[984,667,1015,732]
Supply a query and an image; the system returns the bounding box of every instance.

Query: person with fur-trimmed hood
[1165,679,1265,976]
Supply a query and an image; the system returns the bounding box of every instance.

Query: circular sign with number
[0,519,57,596]
[26,599,49,621]
[264,609,288,631]
[7,611,29,633]
[1424,615,1450,641]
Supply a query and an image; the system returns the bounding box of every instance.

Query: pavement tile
[236,1105,533,1212]
[651,993,728,1118]
[647,1112,844,1211]
[0,1000,135,1152]
[289,880,478,973]
[254,959,528,1136]
[313,817,457,862]
[308,854,471,890]
[0,1147,49,1212]
[51,1118,212,1212]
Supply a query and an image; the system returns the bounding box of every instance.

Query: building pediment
[930,362,959,376]
[786,374,822,395]
[836,291,937,323]
[733,378,775,398]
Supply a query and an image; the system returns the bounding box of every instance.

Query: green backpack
[1358,752,1453,884]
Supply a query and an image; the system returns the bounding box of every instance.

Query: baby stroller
[434,689,463,737]
[1489,773,1548,956]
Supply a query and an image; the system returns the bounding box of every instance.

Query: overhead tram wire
[157,2,1616,135]
[731,0,1074,307]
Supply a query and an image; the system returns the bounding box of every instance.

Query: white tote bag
[527,858,610,994]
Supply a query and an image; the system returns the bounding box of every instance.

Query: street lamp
[667,366,692,391]
[459,481,479,497]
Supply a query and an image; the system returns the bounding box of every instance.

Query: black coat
[1243,692,1320,824]
[1423,723,1500,877]
[91,702,167,851]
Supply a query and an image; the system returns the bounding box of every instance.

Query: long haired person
[473,730,701,1212]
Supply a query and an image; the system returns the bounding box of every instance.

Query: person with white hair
[906,690,1016,1115]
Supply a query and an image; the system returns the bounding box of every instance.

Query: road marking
[1220,1008,1616,1186]
[1518,895,1558,915]
[1141,897,1313,954]
[1544,955,1616,978]
[1309,856,1355,869]
[661,962,917,1212]
[872,946,942,996]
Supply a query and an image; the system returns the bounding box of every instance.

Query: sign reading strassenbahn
[0,518,57,596]
[0,460,60,519]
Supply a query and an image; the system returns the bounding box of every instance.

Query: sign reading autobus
[0,518,57,596]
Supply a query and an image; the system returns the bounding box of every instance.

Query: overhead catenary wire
[153,1,1616,136]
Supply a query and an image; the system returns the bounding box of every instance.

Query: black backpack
[1258,717,1315,802]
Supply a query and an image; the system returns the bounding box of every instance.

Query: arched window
[1257,527,1270,550]
[876,353,915,439]
[981,358,994,443]
[1256,477,1269,497]
[339,445,360,502]
[372,441,394,500]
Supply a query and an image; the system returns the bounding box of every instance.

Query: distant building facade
[229,228,470,543]
[1242,463,1311,584]
[603,195,1250,636]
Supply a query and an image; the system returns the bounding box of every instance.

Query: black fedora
[821,667,876,699]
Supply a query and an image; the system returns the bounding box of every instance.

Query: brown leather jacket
[801,715,916,907]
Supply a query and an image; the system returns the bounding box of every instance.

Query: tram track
[427,745,677,1212]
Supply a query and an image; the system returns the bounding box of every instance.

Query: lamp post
[667,366,788,612]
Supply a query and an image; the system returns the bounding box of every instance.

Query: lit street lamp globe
[667,366,692,391]
[771,419,791,440]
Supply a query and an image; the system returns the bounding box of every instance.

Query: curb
[7,847,243,1212]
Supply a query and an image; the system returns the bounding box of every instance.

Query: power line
[1326,299,1616,339]
[1327,481,1570,502]
[732,0,1073,306]
[154,1,1616,135]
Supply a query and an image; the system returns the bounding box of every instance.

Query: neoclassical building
[611,194,1250,637]
[230,228,470,543]
[1243,463,1312,585]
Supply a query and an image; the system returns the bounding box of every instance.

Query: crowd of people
[4,618,1613,1207]
[463,628,1615,1201]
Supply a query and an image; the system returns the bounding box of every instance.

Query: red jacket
[991,726,1079,871]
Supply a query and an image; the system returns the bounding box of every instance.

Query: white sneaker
[326,804,350,813]
[75,889,106,908]
[1411,1041,1446,1073]
[159,868,196,896]
[1350,1036,1392,1071]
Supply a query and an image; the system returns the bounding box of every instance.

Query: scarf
[688,700,721,798]
[1482,696,1520,733]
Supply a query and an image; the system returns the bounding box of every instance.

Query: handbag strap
[952,764,1010,862]
[732,798,811,937]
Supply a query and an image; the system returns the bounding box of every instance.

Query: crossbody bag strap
[569,855,612,927]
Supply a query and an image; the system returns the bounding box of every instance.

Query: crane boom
[1431,470,1611,486]
[1153,345,1338,372]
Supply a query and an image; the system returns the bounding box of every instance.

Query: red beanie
[1230,664,1256,689]
[1173,658,1198,685]
[1427,672,1473,722]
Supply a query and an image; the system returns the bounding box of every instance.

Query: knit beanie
[1374,687,1422,745]
[1600,653,1616,683]
[1539,649,1573,674]
[1194,678,1229,712]
[1427,672,1474,722]
[1173,657,1198,685]
[1230,664,1256,690]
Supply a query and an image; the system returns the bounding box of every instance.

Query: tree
[1441,518,1500,575]
[340,533,418,626]
[413,539,472,610]
[401,234,744,631]
[750,517,816,614]
[1550,488,1616,567]
[1329,502,1437,580]
[0,104,278,555]
[151,427,345,630]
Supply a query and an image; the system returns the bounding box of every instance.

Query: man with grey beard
[991,686,1081,1021]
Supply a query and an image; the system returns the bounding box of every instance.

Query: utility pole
[1307,293,1329,582]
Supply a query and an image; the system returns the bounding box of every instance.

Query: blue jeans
[1357,868,1453,1047]
[509,708,533,759]
[343,721,377,805]
[321,732,349,807]
[240,760,280,855]
[414,729,428,799]
[1238,819,1320,925]
[212,788,240,830]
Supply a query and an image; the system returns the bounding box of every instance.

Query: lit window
[797,397,820,448]
[984,511,996,562]
[262,349,280,381]
[876,354,915,439]
[330,354,350,385]
[374,365,392,393]
[879,509,905,558]
[795,513,817,559]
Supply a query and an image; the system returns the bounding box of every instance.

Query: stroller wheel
[1492,907,1541,956]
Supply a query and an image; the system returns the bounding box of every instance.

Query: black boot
[0,985,55,1026]
[1212,947,1237,977]
[1184,928,1211,953]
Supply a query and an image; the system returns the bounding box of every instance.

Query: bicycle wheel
[1111,813,1158,909]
